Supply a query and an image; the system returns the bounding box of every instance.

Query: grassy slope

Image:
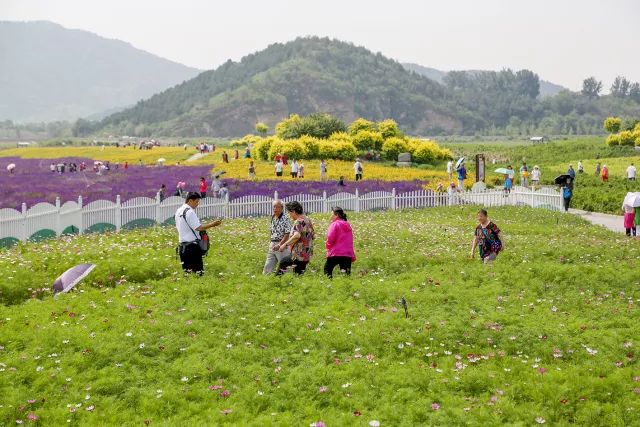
[1,207,639,426]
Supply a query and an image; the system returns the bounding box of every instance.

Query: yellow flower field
[189,151,449,184]
[0,146,449,185]
[0,146,192,165]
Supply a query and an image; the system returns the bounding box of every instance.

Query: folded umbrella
[53,263,96,295]
[495,168,515,177]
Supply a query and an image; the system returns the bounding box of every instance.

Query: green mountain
[94,37,640,137]
[0,21,201,123]
[402,63,567,97]
[98,37,470,137]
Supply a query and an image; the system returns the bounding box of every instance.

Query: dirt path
[186,152,208,162]
[569,209,624,233]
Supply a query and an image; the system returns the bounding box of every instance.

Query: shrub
[618,130,636,147]
[328,131,352,144]
[381,137,410,161]
[352,130,384,151]
[267,138,308,161]
[254,137,276,160]
[298,135,321,159]
[255,122,269,136]
[275,113,346,140]
[378,119,402,139]
[231,134,262,147]
[348,118,377,136]
[411,139,453,163]
[322,140,358,161]
[603,117,622,134]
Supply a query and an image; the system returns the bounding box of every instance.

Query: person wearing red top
[601,165,609,182]
[324,207,356,278]
[274,153,282,163]
[124,161,128,170]
[281,154,288,165]
[199,177,207,198]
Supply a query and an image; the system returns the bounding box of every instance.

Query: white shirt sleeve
[185,209,201,230]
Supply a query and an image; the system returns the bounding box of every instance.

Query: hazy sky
[2,0,638,90]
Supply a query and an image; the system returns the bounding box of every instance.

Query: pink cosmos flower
[26,414,38,421]
[319,386,328,393]
[220,390,230,398]
[431,403,440,410]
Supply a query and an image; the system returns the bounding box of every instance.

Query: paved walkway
[568,209,623,233]
[186,152,209,162]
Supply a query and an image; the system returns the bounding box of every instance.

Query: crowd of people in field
[174,191,506,277]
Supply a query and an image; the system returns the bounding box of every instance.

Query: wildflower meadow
[0,207,639,426]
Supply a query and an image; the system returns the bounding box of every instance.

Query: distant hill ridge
[0,21,201,123]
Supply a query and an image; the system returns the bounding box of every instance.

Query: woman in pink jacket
[324,207,356,278]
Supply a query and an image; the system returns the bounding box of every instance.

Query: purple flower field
[0,157,211,209]
[0,157,426,209]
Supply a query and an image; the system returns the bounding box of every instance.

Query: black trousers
[626,227,637,236]
[563,198,571,212]
[355,173,362,181]
[277,259,309,275]
[179,243,204,274]
[324,256,352,278]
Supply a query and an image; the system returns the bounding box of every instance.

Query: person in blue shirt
[567,165,576,180]
[503,173,512,196]
[561,183,572,212]
[456,164,467,190]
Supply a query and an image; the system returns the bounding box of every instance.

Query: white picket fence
[0,186,562,245]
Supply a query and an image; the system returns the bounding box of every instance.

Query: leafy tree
[581,77,603,99]
[72,119,95,137]
[611,76,631,98]
[275,114,302,139]
[352,130,384,151]
[603,117,621,133]
[629,83,640,103]
[377,119,402,139]
[255,122,269,136]
[381,137,410,160]
[348,118,377,135]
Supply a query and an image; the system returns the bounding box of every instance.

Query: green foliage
[377,119,402,139]
[275,113,346,140]
[267,138,308,160]
[352,130,384,151]
[317,139,358,161]
[230,134,263,147]
[255,122,269,136]
[348,118,377,136]
[381,137,410,161]
[1,208,639,425]
[618,130,636,146]
[253,136,274,160]
[606,134,620,146]
[275,114,302,139]
[603,117,622,134]
[581,77,602,99]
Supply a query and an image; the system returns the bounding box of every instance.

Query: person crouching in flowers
[276,201,315,275]
[470,209,503,264]
[324,207,356,278]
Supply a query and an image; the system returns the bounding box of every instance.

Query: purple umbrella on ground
[53,263,96,295]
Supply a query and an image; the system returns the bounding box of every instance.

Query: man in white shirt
[627,163,636,181]
[175,192,222,275]
[446,160,453,180]
[275,160,284,177]
[290,160,299,178]
[354,159,363,181]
